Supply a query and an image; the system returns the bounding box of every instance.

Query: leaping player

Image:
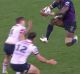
[40,0,78,46]
[2,17,32,74]
[10,32,57,74]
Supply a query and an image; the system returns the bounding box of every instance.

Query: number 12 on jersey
[16,44,27,53]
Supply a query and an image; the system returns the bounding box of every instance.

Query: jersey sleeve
[20,27,26,34]
[51,1,59,8]
[32,46,39,55]
[64,1,71,7]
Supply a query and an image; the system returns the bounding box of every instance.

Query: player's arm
[19,29,26,40]
[35,54,57,64]
[54,1,70,20]
[59,1,70,15]
[49,1,59,10]
[40,1,58,16]
[26,20,32,33]
[32,47,57,65]
[59,6,69,14]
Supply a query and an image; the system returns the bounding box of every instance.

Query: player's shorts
[4,43,15,55]
[64,21,76,33]
[10,63,30,72]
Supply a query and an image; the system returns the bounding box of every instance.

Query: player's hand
[46,59,57,65]
[49,12,55,16]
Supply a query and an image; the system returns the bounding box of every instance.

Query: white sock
[16,72,21,74]
[2,63,8,73]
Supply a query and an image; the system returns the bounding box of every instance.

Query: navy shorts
[4,43,15,55]
[64,21,76,33]
[10,63,30,72]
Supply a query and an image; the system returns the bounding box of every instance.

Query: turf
[0,0,80,74]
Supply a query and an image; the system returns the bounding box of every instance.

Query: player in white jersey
[10,32,57,74]
[2,17,32,74]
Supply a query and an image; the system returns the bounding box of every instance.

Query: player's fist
[47,59,57,65]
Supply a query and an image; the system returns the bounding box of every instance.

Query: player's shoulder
[63,0,72,6]
[18,25,26,29]
[64,0,72,3]
[30,44,37,50]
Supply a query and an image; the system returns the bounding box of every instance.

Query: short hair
[16,17,25,23]
[27,32,37,40]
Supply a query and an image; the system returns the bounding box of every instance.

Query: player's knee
[3,56,10,64]
[37,69,40,74]
[3,58,8,64]
[34,68,40,74]
[50,18,55,25]
[65,37,73,47]
[28,65,40,74]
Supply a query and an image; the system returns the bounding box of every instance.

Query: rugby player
[40,0,78,46]
[10,32,57,74]
[2,17,32,74]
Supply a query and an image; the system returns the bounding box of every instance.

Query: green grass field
[0,0,80,74]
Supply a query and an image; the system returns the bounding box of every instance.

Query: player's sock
[46,24,53,40]
[2,63,8,74]
[16,72,21,74]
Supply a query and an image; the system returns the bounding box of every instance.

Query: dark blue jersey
[52,0,76,22]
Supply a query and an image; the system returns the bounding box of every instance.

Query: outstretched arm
[35,54,57,65]
[32,46,57,65]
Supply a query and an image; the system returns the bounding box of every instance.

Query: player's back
[5,24,26,44]
[10,39,38,64]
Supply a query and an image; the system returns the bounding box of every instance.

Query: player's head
[27,32,37,40]
[16,17,26,25]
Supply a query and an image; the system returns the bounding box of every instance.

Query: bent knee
[35,68,40,74]
[3,56,10,64]
[50,18,63,27]
[28,65,40,74]
[65,37,73,47]
[33,67,40,74]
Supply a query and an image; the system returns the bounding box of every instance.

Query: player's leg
[27,64,40,74]
[64,21,78,46]
[40,18,64,43]
[40,18,54,43]
[2,55,11,74]
[2,43,15,74]
[10,63,40,74]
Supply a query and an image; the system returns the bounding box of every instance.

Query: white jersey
[5,24,26,44]
[10,39,39,64]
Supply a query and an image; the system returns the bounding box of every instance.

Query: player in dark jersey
[40,0,78,46]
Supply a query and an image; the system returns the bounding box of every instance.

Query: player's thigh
[50,18,64,27]
[28,64,40,74]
